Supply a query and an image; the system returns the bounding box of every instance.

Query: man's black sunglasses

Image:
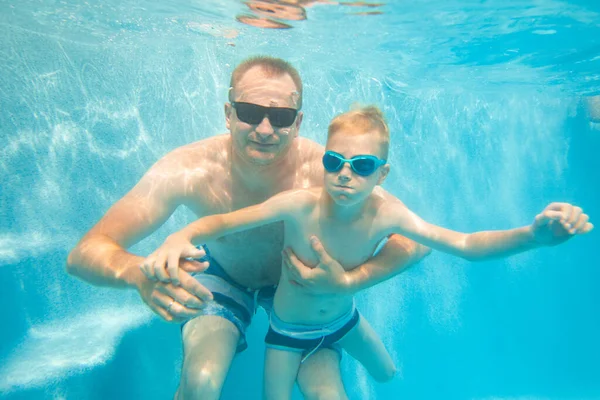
[231,101,298,128]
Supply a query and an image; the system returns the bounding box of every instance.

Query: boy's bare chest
[285,216,384,270]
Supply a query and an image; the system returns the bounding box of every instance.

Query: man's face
[323,132,389,206]
[226,66,303,166]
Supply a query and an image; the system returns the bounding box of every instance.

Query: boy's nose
[338,163,352,181]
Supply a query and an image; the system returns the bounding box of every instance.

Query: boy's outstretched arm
[140,189,312,284]
[392,202,593,261]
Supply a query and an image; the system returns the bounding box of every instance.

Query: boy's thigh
[296,348,346,397]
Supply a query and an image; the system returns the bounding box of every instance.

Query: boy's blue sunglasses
[322,151,386,177]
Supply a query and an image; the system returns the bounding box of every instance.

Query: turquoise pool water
[1,0,599,398]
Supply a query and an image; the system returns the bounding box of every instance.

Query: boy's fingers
[183,245,205,259]
[580,222,594,234]
[140,257,157,281]
[536,210,563,226]
[154,251,170,282]
[571,213,589,233]
[167,251,182,286]
[566,206,582,227]
[181,259,209,273]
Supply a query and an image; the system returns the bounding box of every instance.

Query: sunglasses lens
[322,153,343,172]
[269,108,297,128]
[234,103,264,125]
[234,102,297,128]
[351,158,377,176]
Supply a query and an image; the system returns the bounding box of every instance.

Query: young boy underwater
[142,106,593,399]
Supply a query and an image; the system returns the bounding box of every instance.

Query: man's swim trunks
[182,246,276,352]
[264,303,360,362]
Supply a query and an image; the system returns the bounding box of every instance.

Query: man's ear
[224,103,233,130]
[293,111,303,138]
[377,164,390,185]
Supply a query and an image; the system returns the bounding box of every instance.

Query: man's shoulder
[143,135,231,196]
[167,134,229,158]
[157,134,230,169]
[296,137,325,158]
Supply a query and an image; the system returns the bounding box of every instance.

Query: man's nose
[255,116,274,137]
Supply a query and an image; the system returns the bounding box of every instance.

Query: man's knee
[302,386,348,400]
[178,361,226,400]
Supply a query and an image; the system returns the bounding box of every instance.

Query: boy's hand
[282,236,350,295]
[140,233,208,286]
[532,202,593,246]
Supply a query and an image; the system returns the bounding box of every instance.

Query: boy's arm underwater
[385,201,594,261]
[140,189,315,283]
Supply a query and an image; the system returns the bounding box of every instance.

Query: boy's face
[324,131,389,206]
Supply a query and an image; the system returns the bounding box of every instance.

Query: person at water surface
[66,56,429,399]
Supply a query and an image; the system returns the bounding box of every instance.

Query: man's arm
[283,234,430,295]
[66,152,213,321]
[343,234,431,293]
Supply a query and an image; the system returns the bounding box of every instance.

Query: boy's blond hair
[327,106,390,159]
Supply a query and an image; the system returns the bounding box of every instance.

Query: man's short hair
[327,105,390,159]
[229,56,303,109]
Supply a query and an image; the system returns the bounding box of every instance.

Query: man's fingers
[155,281,203,309]
[165,299,204,320]
[146,290,176,322]
[154,297,195,322]
[283,249,312,281]
[153,304,174,322]
[309,236,332,264]
[178,272,213,302]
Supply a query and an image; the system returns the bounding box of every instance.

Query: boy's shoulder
[369,187,409,223]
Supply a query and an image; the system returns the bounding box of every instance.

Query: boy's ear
[377,164,390,185]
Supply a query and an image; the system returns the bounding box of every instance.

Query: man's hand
[283,236,350,295]
[136,259,213,322]
[532,202,593,246]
